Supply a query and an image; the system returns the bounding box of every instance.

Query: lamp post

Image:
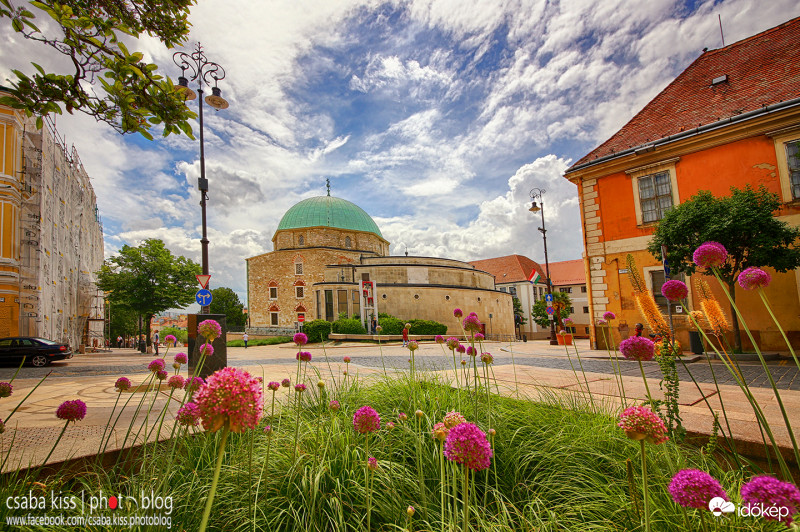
[529,188,558,346]
[173,43,229,313]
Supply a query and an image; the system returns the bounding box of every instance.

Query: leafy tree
[209,287,246,327]
[512,297,528,326]
[531,292,571,330]
[96,239,200,346]
[107,303,138,339]
[648,185,800,351]
[0,0,196,139]
[159,325,187,345]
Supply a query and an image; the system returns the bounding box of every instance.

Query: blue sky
[1,0,796,306]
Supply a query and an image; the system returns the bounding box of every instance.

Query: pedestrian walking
[371,315,377,334]
[117,335,123,348]
[242,332,249,349]
[153,330,160,355]
[402,323,410,347]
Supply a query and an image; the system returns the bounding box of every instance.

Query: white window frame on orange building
[626,158,680,226]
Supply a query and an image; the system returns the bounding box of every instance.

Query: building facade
[247,194,514,337]
[563,18,800,350]
[0,89,105,347]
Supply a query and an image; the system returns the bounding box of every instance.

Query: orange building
[564,18,800,350]
[545,260,590,338]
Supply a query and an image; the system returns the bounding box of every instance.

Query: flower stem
[758,288,799,371]
[39,420,69,471]
[640,440,650,532]
[638,360,653,404]
[199,426,231,532]
[462,465,470,532]
[98,391,122,455]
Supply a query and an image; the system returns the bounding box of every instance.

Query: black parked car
[0,337,73,367]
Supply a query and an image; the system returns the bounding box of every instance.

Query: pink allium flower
[453,308,463,318]
[184,376,204,392]
[603,311,616,321]
[367,456,378,471]
[466,346,477,357]
[435,335,445,343]
[443,411,467,429]
[194,367,263,433]
[263,425,272,435]
[156,370,168,381]
[267,381,280,392]
[463,314,482,333]
[200,343,214,356]
[432,422,449,442]
[343,356,351,363]
[461,359,466,365]
[562,318,573,325]
[398,412,408,422]
[618,405,668,444]
[353,405,381,434]
[56,399,87,422]
[444,422,492,471]
[198,319,222,341]
[176,402,201,427]
[446,337,460,350]
[408,340,419,352]
[0,382,12,398]
[620,336,655,361]
[668,469,727,510]
[456,344,466,354]
[114,377,131,392]
[164,334,177,345]
[693,242,727,269]
[475,332,485,341]
[481,353,494,364]
[148,359,165,373]
[293,332,308,346]
[174,352,188,365]
[296,351,312,362]
[329,400,340,412]
[661,280,688,302]
[281,378,291,388]
[738,267,772,290]
[168,375,185,389]
[386,421,395,430]
[469,312,478,317]
[740,475,800,524]
[294,383,307,393]
[597,318,607,326]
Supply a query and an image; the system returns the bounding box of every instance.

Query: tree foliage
[512,297,528,326]
[96,239,200,344]
[531,292,571,329]
[209,286,246,327]
[0,0,196,139]
[647,185,800,350]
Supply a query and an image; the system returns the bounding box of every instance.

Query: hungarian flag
[528,270,542,284]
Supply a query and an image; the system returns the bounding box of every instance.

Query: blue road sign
[546,306,555,315]
[195,289,213,306]
[545,293,553,302]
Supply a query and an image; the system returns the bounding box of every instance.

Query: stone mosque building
[246,189,514,338]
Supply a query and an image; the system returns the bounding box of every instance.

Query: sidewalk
[0,340,797,472]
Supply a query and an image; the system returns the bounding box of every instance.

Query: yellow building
[0,87,105,347]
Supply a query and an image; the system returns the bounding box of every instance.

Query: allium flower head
[263,425,272,435]
[148,359,165,373]
[317,380,325,389]
[443,411,467,429]
[444,422,492,470]
[446,337,460,350]
[475,332,485,341]
[184,376,204,392]
[432,422,449,442]
[329,400,340,412]
[376,325,383,332]
[740,475,800,524]
[481,353,494,364]
[661,280,688,302]
[198,319,222,341]
[176,402,201,427]
[435,335,445,344]
[200,343,214,357]
[398,412,408,422]
[194,367,263,433]
[693,242,727,269]
[0,382,12,398]
[293,332,308,346]
[453,308,463,318]
[114,377,131,392]
[668,469,727,510]
[603,311,616,321]
[164,334,177,345]
[168,375,185,389]
[415,409,424,419]
[343,356,351,363]
[173,362,181,370]
[460,359,466,365]
[56,399,87,422]
[174,352,188,365]
[597,318,607,326]
[408,340,419,352]
[296,351,312,362]
[156,370,168,381]
[466,346,477,357]
[281,378,291,388]
[456,344,466,354]
[463,314,482,333]
[404,323,411,329]
[294,383,307,393]
[386,421,395,430]
[367,456,378,471]
[267,381,280,391]
[620,336,655,361]
[407,506,415,517]
[618,405,668,444]
[738,267,772,290]
[562,317,573,325]
[353,405,381,434]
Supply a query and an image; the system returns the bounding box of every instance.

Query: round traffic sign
[298,315,305,323]
[545,306,555,315]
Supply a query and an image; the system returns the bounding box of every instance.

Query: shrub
[378,316,404,334]
[303,319,332,342]
[409,319,447,335]
[159,326,187,344]
[331,318,367,335]
[226,337,291,347]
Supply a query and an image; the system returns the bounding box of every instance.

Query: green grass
[227,336,292,347]
[0,373,788,531]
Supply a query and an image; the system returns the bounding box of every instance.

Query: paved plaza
[0,339,798,472]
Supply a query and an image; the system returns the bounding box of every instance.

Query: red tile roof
[469,254,546,284]
[570,16,800,169]
[544,259,586,286]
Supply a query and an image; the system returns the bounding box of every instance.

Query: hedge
[332,318,367,335]
[408,319,447,335]
[303,319,332,343]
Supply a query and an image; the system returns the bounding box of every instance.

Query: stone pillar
[188,313,227,379]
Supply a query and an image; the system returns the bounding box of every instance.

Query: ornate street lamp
[173,43,229,312]
[529,188,558,346]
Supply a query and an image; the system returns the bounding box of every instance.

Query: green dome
[276,196,383,237]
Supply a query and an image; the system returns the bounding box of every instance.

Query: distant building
[0,88,104,347]
[545,259,590,338]
[150,313,188,331]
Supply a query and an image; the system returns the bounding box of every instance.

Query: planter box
[557,334,573,346]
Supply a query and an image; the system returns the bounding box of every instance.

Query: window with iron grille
[296,286,304,298]
[295,263,303,275]
[787,140,800,200]
[638,171,673,223]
